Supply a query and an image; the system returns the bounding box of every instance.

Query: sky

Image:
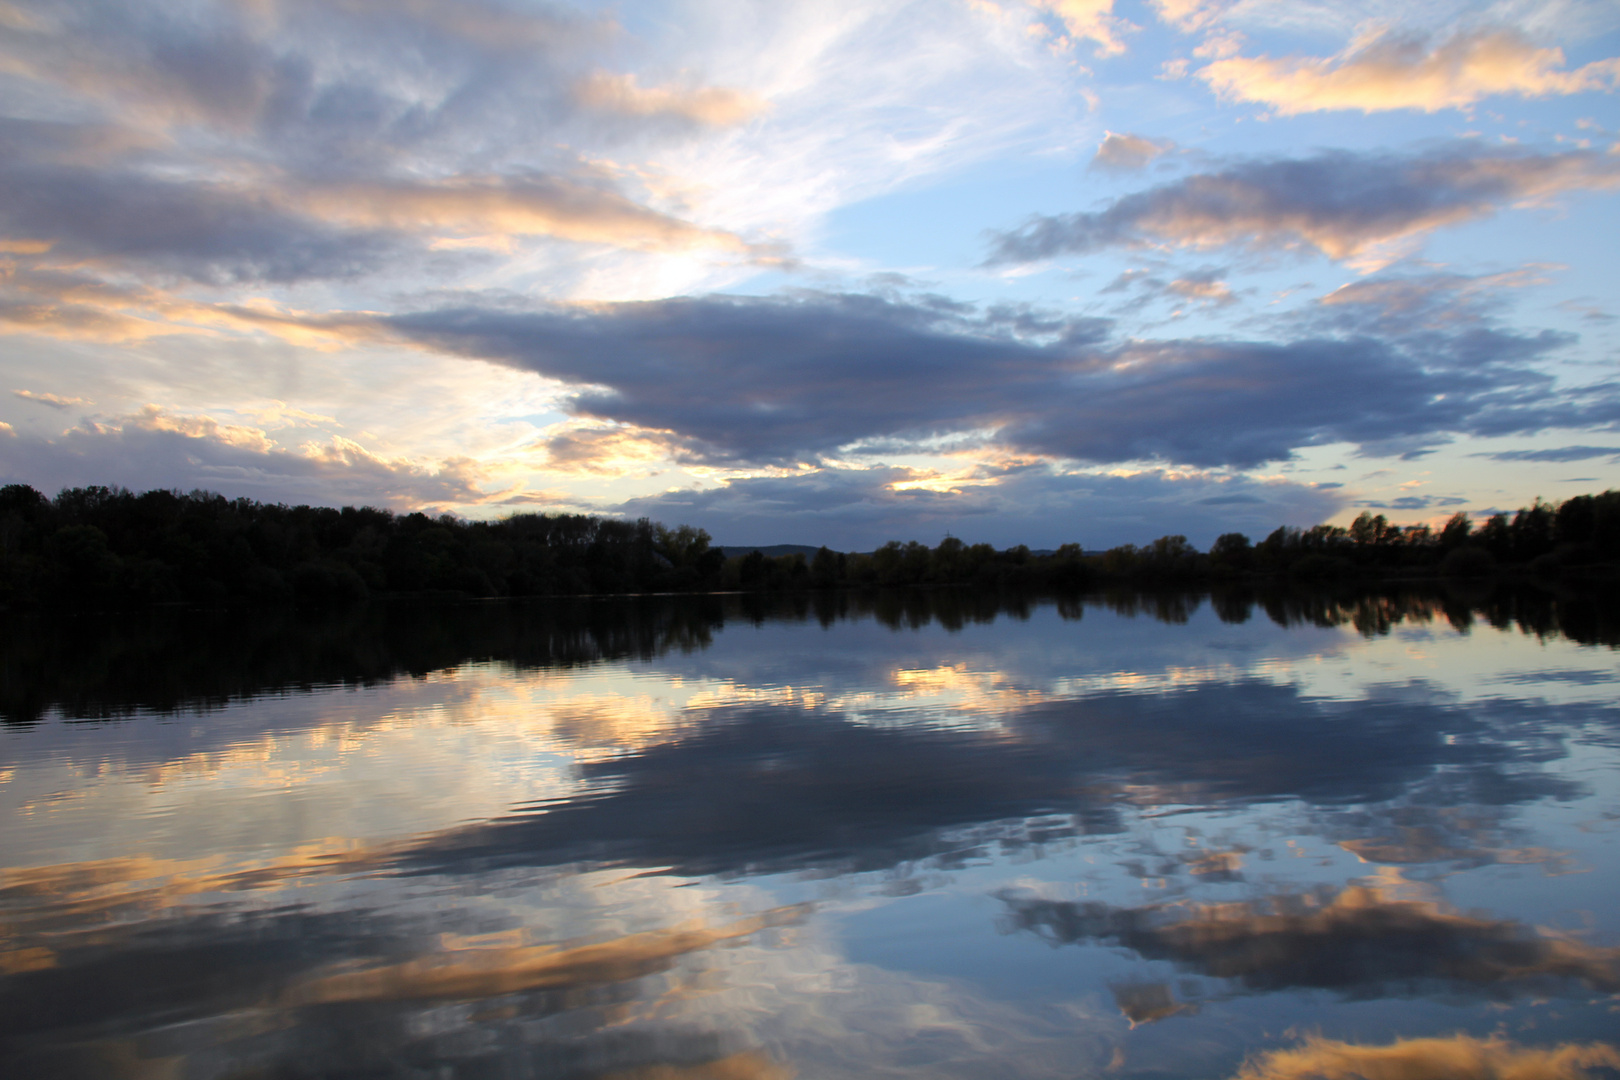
[0,0,1618,549]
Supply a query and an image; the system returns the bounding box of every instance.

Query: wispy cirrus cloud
[573,71,768,127]
[988,144,1620,266]
[1199,28,1620,115]
[1149,0,1228,34]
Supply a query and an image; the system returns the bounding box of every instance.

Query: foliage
[2,483,1618,607]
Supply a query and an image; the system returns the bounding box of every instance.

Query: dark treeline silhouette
[0,483,728,606]
[2,483,1618,608]
[4,581,1615,725]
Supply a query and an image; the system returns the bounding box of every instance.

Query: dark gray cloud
[392,293,1111,465]
[1354,495,1469,511]
[987,144,1620,264]
[389,287,1606,473]
[1478,445,1620,462]
[0,139,398,284]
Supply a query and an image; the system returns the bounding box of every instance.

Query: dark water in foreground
[2,588,1618,1079]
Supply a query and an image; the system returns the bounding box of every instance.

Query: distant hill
[715,544,825,560]
[719,544,1070,559]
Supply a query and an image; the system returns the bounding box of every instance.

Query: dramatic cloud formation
[989,144,1620,265]
[390,288,1603,474]
[0,0,1615,536]
[1201,28,1620,115]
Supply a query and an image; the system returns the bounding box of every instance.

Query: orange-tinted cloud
[1201,28,1620,115]
[292,175,750,253]
[1233,1035,1620,1080]
[1029,0,1133,57]
[1150,0,1226,34]
[12,389,90,409]
[535,423,711,474]
[575,72,766,127]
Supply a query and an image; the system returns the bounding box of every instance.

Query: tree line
[0,482,1616,607]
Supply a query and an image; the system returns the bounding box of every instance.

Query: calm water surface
[3,589,1618,1079]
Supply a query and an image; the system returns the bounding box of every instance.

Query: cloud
[1090,131,1174,171]
[615,463,1343,549]
[1150,0,1228,34]
[988,144,1620,265]
[0,2,765,296]
[0,140,750,289]
[1164,269,1237,307]
[535,423,709,475]
[389,288,1607,476]
[1029,0,1134,57]
[0,263,390,348]
[1200,28,1620,115]
[0,150,399,284]
[0,0,608,136]
[1355,494,1469,510]
[0,407,497,510]
[574,72,767,127]
[12,389,91,410]
[1233,1035,1620,1080]
[290,174,752,254]
[1478,445,1620,462]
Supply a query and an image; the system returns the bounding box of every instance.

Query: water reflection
[4,582,1616,727]
[1235,1035,1620,1080]
[1,587,1617,1078]
[999,876,1620,1003]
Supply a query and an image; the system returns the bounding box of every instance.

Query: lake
[3,586,1618,1079]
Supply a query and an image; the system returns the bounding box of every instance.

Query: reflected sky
[2,589,1618,1079]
